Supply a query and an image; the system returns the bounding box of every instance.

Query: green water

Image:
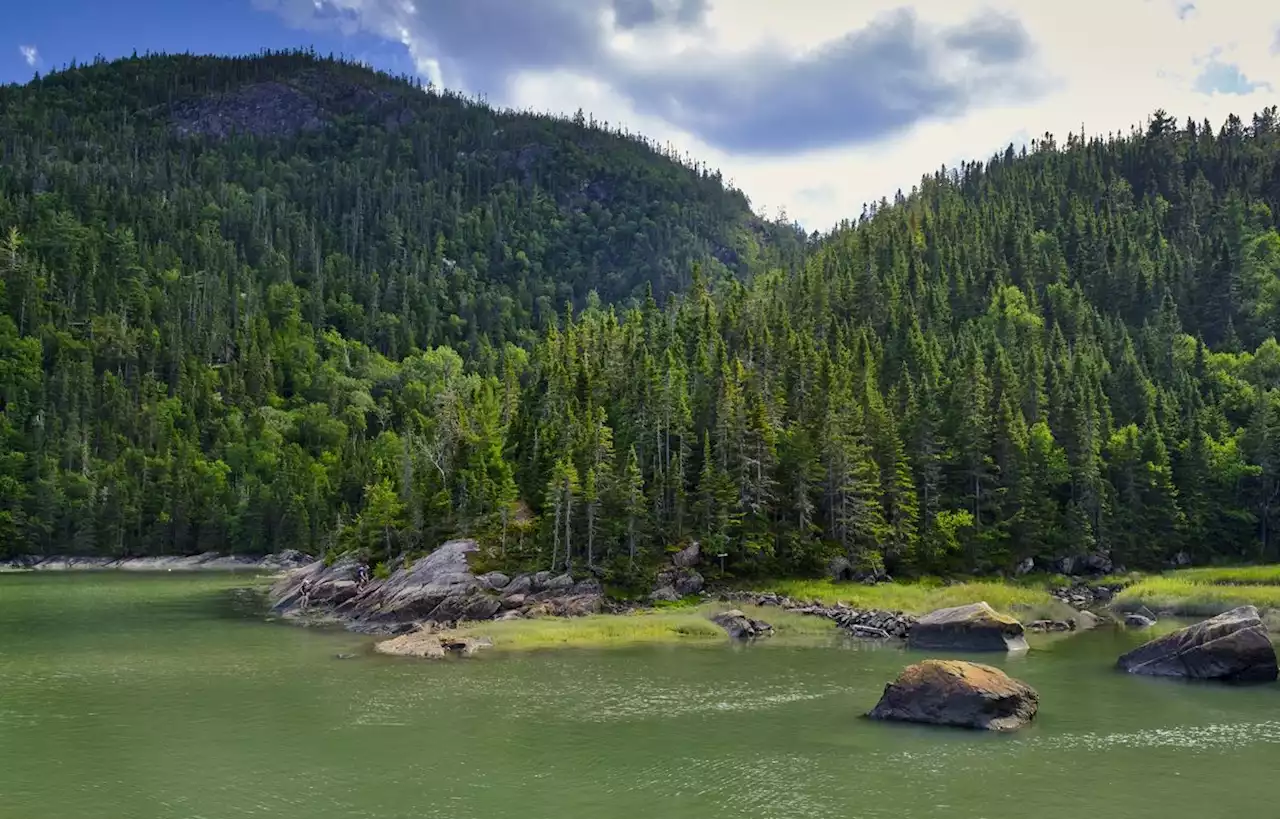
[1,574,1278,819]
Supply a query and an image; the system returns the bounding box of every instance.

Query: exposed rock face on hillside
[1116,606,1278,682]
[868,660,1039,731]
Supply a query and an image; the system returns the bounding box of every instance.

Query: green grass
[1114,568,1280,616]
[1164,565,1280,586]
[450,603,834,650]
[748,578,1071,621]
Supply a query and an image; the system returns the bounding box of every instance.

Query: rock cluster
[720,592,916,639]
[1050,581,1123,610]
[868,660,1040,731]
[1116,605,1278,682]
[269,540,606,633]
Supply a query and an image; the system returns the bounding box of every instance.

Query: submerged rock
[907,602,1028,652]
[1026,619,1073,633]
[375,628,493,659]
[1070,610,1102,631]
[710,609,774,640]
[1116,606,1278,682]
[1124,614,1156,629]
[868,660,1039,731]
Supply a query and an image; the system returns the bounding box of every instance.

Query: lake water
[1,573,1277,819]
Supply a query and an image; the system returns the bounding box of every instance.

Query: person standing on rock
[356,564,370,589]
[299,579,314,611]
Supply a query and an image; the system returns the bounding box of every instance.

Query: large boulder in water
[1116,606,1278,682]
[907,602,1028,652]
[867,660,1039,731]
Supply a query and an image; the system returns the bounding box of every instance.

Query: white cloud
[267,0,1280,231]
[19,45,39,67]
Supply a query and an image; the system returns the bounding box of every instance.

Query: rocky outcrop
[375,627,492,659]
[269,541,608,633]
[1124,614,1156,629]
[1116,606,1278,682]
[868,660,1039,731]
[710,609,773,640]
[907,602,1028,652]
[1,551,313,573]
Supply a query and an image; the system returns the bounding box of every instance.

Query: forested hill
[3,53,1280,583]
[0,51,799,361]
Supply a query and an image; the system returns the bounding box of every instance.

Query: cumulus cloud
[1193,58,1272,95]
[258,0,1046,154]
[257,0,1280,230]
[19,45,38,67]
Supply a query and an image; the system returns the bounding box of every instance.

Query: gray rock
[710,609,774,640]
[571,578,602,596]
[1117,606,1279,682]
[500,594,527,610]
[868,660,1039,732]
[1124,614,1156,629]
[1070,610,1102,631]
[1014,557,1035,576]
[672,542,701,569]
[650,586,681,603]
[502,575,533,597]
[531,571,553,591]
[907,602,1028,652]
[479,571,511,590]
[544,573,575,592]
[654,567,704,597]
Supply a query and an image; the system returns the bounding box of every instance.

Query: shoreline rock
[908,602,1028,652]
[710,609,773,640]
[1116,605,1278,682]
[868,659,1039,731]
[718,591,917,640]
[0,550,312,573]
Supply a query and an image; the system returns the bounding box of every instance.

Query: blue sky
[7,1,1280,230]
[3,0,412,85]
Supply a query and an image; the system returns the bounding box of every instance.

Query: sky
[6,1,1280,231]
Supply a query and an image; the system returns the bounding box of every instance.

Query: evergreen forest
[4,52,1280,583]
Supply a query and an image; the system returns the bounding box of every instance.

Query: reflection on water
[1,573,1277,819]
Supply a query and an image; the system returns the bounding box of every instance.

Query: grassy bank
[1114,565,1280,616]
[747,578,1072,621]
[449,603,835,651]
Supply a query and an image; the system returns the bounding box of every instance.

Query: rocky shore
[269,540,616,634]
[0,551,313,573]
[719,591,918,639]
